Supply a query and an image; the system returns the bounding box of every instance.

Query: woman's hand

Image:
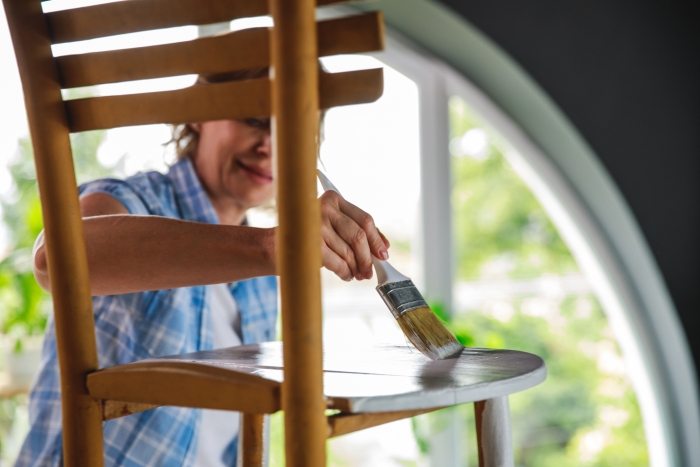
[319,190,390,281]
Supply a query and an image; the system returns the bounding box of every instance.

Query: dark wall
[434,0,700,375]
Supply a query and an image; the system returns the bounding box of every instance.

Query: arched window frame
[320,3,700,466]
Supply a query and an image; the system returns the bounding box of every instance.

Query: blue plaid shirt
[16,158,278,467]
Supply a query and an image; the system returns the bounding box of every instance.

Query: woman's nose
[259,133,272,156]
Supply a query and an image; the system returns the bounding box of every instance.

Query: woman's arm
[33,193,275,296]
[34,191,390,296]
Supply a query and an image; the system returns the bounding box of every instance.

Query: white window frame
[366,25,691,467]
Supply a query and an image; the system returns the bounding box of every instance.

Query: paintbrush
[317,170,463,360]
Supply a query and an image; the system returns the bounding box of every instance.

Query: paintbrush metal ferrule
[376,280,428,319]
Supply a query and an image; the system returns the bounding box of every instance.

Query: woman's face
[191,118,274,213]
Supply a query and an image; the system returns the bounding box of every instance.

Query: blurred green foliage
[441,298,648,466]
[0,397,22,463]
[410,97,649,466]
[449,98,576,280]
[0,138,50,349]
[0,131,108,350]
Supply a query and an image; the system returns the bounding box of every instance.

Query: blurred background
[0,1,681,465]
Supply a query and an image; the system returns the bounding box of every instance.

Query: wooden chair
[2,0,546,465]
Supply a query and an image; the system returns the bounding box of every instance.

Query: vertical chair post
[269,0,327,466]
[1,0,103,465]
[474,398,514,467]
[240,413,266,466]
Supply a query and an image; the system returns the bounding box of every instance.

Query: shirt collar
[166,157,220,225]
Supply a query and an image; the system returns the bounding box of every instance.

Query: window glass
[441,95,649,466]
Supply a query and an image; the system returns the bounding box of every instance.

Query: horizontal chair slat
[316,11,385,59]
[327,407,444,438]
[66,68,383,132]
[57,12,384,89]
[47,0,351,44]
[58,27,269,90]
[87,361,281,414]
[321,67,384,110]
[67,78,270,133]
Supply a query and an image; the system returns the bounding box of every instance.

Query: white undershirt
[194,283,243,467]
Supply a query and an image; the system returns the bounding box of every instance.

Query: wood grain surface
[102,400,159,421]
[327,407,443,438]
[87,359,282,414]
[64,68,383,132]
[46,0,352,44]
[241,413,266,466]
[270,0,327,463]
[56,12,384,89]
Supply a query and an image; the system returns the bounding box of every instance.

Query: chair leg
[474,397,514,467]
[240,413,265,467]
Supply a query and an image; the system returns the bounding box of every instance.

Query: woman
[17,70,389,466]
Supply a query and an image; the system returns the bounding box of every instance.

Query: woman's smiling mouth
[236,160,273,185]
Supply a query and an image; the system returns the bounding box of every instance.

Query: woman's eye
[244,118,269,129]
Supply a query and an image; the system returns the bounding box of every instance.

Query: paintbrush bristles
[396,307,463,360]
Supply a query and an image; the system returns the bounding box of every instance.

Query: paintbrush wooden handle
[317,169,410,285]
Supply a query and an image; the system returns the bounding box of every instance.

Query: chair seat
[87,342,545,416]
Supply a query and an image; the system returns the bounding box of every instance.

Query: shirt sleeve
[79,178,152,215]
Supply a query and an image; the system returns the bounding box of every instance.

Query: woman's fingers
[336,197,389,263]
[319,190,389,281]
[328,211,374,280]
[321,242,353,281]
[378,229,391,250]
[321,221,360,280]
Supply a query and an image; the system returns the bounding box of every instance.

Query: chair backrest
[2,0,384,464]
